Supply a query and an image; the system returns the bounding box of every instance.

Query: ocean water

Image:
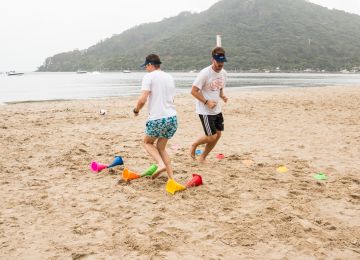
[0,71,360,104]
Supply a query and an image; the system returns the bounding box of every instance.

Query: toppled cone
[108,156,124,168]
[90,161,108,173]
[122,168,140,182]
[186,174,203,188]
[166,179,186,195]
[141,164,158,177]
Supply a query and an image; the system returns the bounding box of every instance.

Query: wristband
[204,100,208,105]
[133,108,139,114]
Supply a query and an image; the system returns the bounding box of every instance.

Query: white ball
[99,109,107,115]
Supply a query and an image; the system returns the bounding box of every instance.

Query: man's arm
[220,88,228,103]
[133,90,150,116]
[191,85,217,109]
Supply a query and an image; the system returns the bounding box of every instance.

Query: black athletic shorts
[199,113,224,136]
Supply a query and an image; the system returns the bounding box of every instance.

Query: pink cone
[90,161,108,172]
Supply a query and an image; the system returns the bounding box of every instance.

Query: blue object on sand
[108,156,124,168]
[195,149,203,155]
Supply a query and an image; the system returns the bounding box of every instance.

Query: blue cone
[108,156,124,168]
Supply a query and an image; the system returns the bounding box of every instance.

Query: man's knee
[207,134,218,143]
[216,131,222,140]
[143,136,155,145]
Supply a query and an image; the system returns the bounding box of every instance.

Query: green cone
[314,172,327,180]
[141,164,158,177]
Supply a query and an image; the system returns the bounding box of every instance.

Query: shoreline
[1,85,359,258]
[2,84,359,105]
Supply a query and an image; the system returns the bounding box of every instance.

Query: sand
[0,86,359,259]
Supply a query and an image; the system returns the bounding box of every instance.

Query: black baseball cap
[213,53,227,62]
[140,54,162,67]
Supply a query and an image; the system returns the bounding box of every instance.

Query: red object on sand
[216,153,225,159]
[186,174,203,187]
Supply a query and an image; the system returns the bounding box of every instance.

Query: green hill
[38,0,360,72]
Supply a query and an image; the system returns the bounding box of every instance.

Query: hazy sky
[1,0,359,71]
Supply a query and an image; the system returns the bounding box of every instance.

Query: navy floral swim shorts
[145,116,177,139]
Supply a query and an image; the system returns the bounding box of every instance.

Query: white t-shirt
[141,70,177,120]
[193,65,227,115]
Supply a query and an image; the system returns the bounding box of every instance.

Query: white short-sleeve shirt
[141,70,177,120]
[193,65,227,115]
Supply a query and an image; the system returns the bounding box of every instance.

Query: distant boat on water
[123,70,131,73]
[6,71,24,76]
[76,70,88,74]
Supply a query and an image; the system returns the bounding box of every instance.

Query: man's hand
[133,108,139,117]
[206,100,217,109]
[221,95,228,103]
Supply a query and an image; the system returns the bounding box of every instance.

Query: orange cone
[122,168,140,182]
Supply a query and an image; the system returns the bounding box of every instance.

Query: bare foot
[198,155,207,164]
[151,166,166,179]
[190,144,197,160]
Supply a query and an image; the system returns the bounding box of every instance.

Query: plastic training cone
[166,179,186,194]
[108,156,124,168]
[141,164,158,177]
[186,174,203,188]
[122,168,140,182]
[90,161,108,172]
[195,149,203,155]
[277,166,289,173]
[314,172,327,180]
[216,153,225,159]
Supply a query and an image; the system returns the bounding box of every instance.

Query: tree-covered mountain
[38,0,360,72]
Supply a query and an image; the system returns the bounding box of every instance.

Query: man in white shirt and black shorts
[190,47,228,163]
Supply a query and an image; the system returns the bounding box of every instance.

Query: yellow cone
[166,179,186,194]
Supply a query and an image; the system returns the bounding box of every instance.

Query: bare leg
[143,136,167,176]
[152,137,174,179]
[190,135,212,159]
[198,131,222,163]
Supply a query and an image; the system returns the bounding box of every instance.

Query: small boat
[76,70,88,74]
[123,70,131,73]
[7,71,24,76]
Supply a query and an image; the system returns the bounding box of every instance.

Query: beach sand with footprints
[0,86,359,258]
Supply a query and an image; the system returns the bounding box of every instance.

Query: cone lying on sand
[108,156,124,168]
[90,156,124,173]
[122,168,140,182]
[186,174,203,188]
[90,161,108,172]
[141,164,158,177]
[166,179,186,194]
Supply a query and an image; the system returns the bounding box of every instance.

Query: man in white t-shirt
[190,47,228,162]
[133,54,178,179]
